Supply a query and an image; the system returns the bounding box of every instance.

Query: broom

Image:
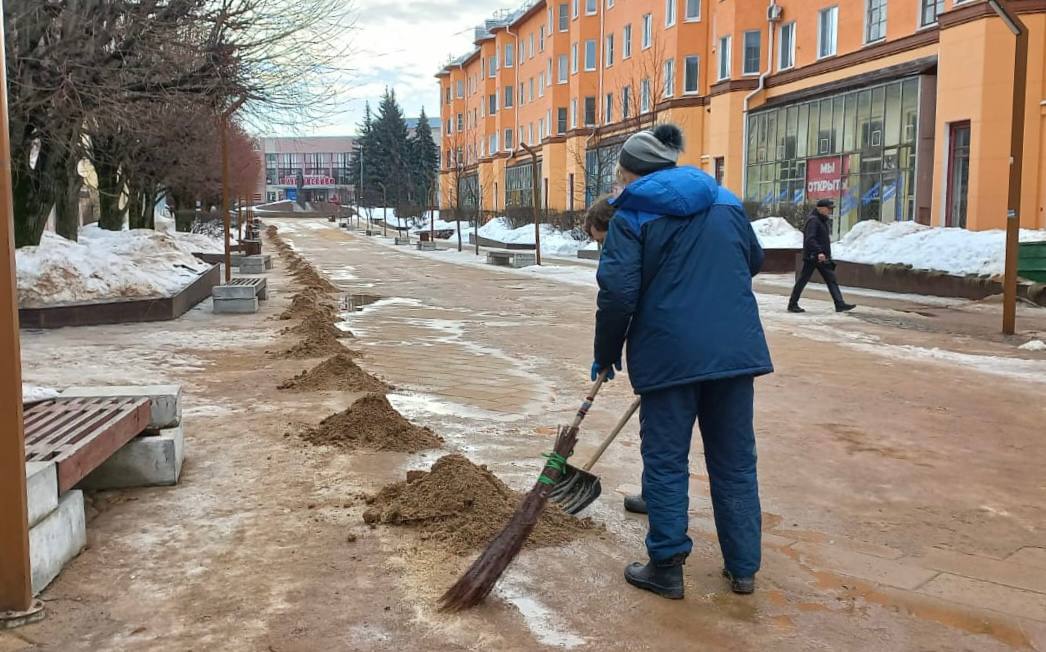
[439,372,609,611]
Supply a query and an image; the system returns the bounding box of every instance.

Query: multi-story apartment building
[255,136,357,205]
[438,0,1045,237]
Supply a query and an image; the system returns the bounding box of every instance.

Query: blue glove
[590,360,622,381]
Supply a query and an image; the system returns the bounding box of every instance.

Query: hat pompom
[652,123,684,151]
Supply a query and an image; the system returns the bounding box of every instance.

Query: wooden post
[0,0,35,616]
[989,0,1027,335]
[522,143,541,265]
[236,196,243,243]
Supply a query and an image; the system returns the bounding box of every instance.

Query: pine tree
[409,106,439,209]
[349,102,376,209]
[370,88,411,211]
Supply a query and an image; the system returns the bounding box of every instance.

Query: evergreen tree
[370,87,411,211]
[349,102,376,209]
[409,106,439,209]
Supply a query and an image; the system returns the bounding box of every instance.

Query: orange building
[438,0,1046,236]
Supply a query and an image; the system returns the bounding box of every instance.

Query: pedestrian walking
[592,124,773,599]
[788,199,856,313]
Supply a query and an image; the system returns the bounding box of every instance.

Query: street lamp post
[378,182,388,238]
[521,143,542,265]
[987,0,1028,335]
[219,97,246,285]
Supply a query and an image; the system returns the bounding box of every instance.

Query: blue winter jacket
[594,165,773,394]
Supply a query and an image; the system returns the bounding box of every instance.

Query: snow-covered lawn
[834,221,1046,277]
[17,225,214,307]
[478,217,587,256]
[750,218,803,249]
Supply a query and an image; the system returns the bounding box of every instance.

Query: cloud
[266,0,507,136]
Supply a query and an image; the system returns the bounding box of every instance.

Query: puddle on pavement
[340,293,382,312]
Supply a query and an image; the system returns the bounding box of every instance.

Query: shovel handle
[582,397,641,471]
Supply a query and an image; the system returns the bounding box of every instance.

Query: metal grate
[23,397,151,493]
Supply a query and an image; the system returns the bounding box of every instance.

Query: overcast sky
[271,0,513,137]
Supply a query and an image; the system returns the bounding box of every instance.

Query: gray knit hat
[618,124,684,175]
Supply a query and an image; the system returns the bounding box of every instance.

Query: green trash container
[1018,241,1046,282]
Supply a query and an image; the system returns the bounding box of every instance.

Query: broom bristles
[438,487,550,611]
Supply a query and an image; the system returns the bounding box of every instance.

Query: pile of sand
[276,330,355,359]
[279,353,387,393]
[301,393,442,452]
[363,454,597,554]
[279,289,336,321]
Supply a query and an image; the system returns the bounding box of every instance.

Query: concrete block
[78,426,184,489]
[213,296,259,314]
[238,255,268,274]
[417,241,438,251]
[26,462,58,529]
[393,237,410,246]
[29,490,86,595]
[61,385,182,430]
[510,252,536,268]
[212,284,256,300]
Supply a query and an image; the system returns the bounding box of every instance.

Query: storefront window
[745,77,922,237]
[505,161,542,209]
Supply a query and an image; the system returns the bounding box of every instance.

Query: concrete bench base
[417,241,438,251]
[78,426,184,489]
[488,251,536,268]
[393,237,410,246]
[61,385,182,430]
[213,296,259,314]
[213,278,267,301]
[27,462,58,529]
[237,254,272,274]
[29,490,86,595]
[365,229,378,236]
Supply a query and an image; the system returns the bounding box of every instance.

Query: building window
[779,22,796,70]
[519,82,524,104]
[571,42,579,73]
[865,0,886,42]
[504,85,514,108]
[529,77,535,102]
[488,57,496,78]
[623,24,632,58]
[685,0,699,21]
[663,58,675,97]
[558,107,568,133]
[665,0,676,27]
[570,98,578,128]
[490,133,498,153]
[505,43,514,68]
[538,73,545,97]
[456,80,464,98]
[819,6,838,58]
[584,96,596,126]
[684,55,699,93]
[718,35,731,80]
[504,128,513,150]
[489,94,497,114]
[558,55,568,82]
[573,0,579,18]
[642,14,653,49]
[920,0,943,26]
[743,30,761,75]
[559,2,569,30]
[604,93,614,123]
[519,43,525,65]
[539,117,545,139]
[607,0,614,7]
[539,26,545,51]
[640,78,651,113]
[586,0,596,14]
[605,34,615,67]
[547,58,553,86]
[714,157,725,185]
[584,39,597,71]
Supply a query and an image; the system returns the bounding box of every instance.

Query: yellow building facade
[438,0,1046,235]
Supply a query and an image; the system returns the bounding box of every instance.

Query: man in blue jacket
[593,124,773,598]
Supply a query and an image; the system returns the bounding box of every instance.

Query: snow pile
[1019,340,1046,352]
[17,226,212,307]
[751,217,803,249]
[22,383,59,402]
[478,217,587,256]
[834,221,1046,277]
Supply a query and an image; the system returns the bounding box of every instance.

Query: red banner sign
[805,156,848,200]
[280,175,336,186]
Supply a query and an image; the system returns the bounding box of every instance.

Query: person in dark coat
[592,124,773,599]
[788,199,856,313]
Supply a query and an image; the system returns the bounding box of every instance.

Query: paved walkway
[6,218,1045,651]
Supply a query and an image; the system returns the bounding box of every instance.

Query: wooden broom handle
[582,397,641,471]
[565,371,608,432]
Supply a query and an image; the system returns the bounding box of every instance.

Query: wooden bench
[487,250,536,268]
[24,397,151,493]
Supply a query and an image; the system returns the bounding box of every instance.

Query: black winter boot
[624,554,686,599]
[722,569,755,595]
[623,494,648,514]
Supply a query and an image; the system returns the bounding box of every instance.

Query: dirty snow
[22,383,59,402]
[1019,339,1046,352]
[751,217,803,249]
[834,221,1046,277]
[16,226,212,307]
[478,217,587,256]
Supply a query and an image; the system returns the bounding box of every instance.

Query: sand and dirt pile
[293,265,339,293]
[301,393,442,452]
[276,329,355,359]
[278,289,337,321]
[362,454,598,554]
[278,353,387,393]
